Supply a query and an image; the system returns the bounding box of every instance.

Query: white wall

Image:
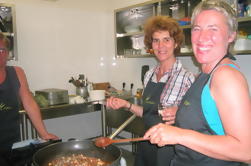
[3,0,251,139]
[6,0,111,95]
[6,0,251,94]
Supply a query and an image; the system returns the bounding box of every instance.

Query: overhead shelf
[114,0,251,58]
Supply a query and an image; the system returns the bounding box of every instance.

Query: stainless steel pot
[33,140,121,166]
[76,87,89,99]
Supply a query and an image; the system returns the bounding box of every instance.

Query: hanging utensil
[141,65,149,85]
[122,82,126,91]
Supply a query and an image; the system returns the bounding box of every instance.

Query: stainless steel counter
[19,102,101,140]
[19,102,97,119]
[19,101,145,148]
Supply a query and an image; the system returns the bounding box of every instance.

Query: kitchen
[1,0,251,165]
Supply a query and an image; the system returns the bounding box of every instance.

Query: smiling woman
[144,1,251,166]
[106,15,195,166]
[191,10,236,66]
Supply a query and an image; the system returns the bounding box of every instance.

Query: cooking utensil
[130,83,134,92]
[33,140,121,166]
[76,86,89,98]
[78,74,85,80]
[109,114,137,139]
[141,65,149,85]
[122,82,126,91]
[95,137,147,148]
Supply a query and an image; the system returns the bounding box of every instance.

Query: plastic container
[89,90,105,102]
[234,38,251,51]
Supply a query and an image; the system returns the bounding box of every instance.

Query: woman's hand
[143,123,182,147]
[106,96,129,110]
[159,106,178,125]
[40,132,59,140]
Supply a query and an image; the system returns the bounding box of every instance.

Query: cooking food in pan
[33,140,121,166]
[47,153,111,166]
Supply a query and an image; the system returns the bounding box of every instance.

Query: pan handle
[109,114,137,139]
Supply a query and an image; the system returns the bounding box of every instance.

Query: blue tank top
[201,64,239,135]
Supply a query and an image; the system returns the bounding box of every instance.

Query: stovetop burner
[10,139,62,166]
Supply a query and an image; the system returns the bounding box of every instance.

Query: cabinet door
[159,0,200,56]
[233,17,251,54]
[0,3,17,60]
[114,0,251,58]
[115,1,161,58]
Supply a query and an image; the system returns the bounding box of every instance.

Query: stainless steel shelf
[115,1,251,58]
[116,31,144,38]
[179,50,251,56]
[237,16,251,23]
[114,0,161,12]
[180,24,192,30]
[233,50,251,55]
[118,52,194,57]
[19,102,97,120]
[118,49,251,58]
[119,54,155,58]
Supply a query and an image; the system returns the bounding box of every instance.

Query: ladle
[94,137,148,148]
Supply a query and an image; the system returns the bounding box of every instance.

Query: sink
[106,109,145,136]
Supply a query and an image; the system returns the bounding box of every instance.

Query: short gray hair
[191,0,238,34]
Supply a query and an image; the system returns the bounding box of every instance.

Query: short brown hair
[0,32,11,51]
[144,16,184,55]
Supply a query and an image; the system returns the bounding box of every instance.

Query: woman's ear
[228,31,237,43]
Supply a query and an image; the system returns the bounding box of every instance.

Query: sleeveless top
[201,64,239,135]
[0,66,21,152]
[172,63,241,166]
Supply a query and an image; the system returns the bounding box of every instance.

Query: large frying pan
[33,140,121,166]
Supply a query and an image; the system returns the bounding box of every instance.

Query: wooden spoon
[94,137,148,148]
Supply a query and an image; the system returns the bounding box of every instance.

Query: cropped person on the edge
[0,32,59,165]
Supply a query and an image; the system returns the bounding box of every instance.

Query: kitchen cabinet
[114,0,251,58]
[0,3,17,60]
[114,0,202,58]
[234,16,251,54]
[114,0,161,58]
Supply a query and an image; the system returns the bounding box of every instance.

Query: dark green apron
[134,74,174,166]
[172,56,241,166]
